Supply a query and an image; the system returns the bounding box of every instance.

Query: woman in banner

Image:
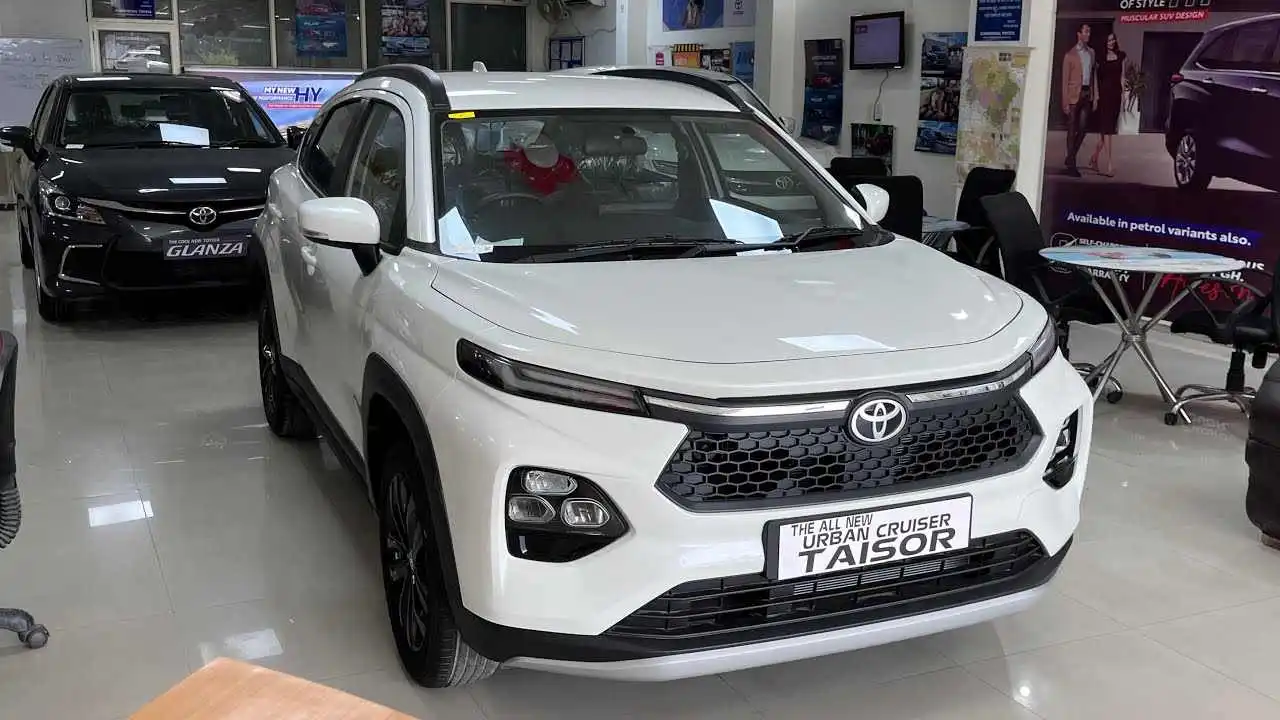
[1087,33,1126,177]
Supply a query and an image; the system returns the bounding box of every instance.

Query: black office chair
[828,156,889,179]
[953,167,1016,271]
[0,331,47,649]
[979,192,1123,401]
[844,175,924,241]
[1166,267,1278,425]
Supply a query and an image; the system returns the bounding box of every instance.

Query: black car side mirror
[0,126,36,161]
[286,126,305,150]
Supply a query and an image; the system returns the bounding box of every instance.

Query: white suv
[255,65,1091,687]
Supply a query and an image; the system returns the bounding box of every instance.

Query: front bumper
[425,352,1090,670]
[34,209,258,298]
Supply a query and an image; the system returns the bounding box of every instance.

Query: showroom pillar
[755,0,799,120]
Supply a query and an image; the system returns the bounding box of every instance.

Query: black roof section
[590,67,752,115]
[62,72,243,90]
[357,64,451,111]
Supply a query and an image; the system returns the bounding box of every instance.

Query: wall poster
[1040,0,1280,309]
[671,43,702,68]
[295,1,348,58]
[700,48,729,73]
[731,41,755,88]
[662,0,725,31]
[850,123,895,175]
[915,31,966,155]
[381,0,430,56]
[801,39,844,146]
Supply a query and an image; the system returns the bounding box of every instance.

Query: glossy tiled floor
[0,212,1278,719]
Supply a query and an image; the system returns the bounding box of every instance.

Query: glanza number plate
[765,495,973,581]
[163,237,248,260]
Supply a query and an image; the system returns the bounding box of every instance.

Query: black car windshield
[58,87,281,148]
[435,111,870,262]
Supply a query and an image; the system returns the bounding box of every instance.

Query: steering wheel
[472,191,547,215]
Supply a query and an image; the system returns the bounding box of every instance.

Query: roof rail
[590,67,752,114]
[357,64,451,111]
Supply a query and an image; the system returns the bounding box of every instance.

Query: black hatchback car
[1166,14,1280,192]
[0,73,293,321]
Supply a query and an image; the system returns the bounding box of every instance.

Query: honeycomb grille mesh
[657,397,1038,509]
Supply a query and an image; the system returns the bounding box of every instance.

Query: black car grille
[101,248,252,290]
[657,396,1039,510]
[606,531,1047,640]
[103,199,263,230]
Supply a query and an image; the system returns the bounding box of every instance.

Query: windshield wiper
[777,225,870,248]
[82,140,204,149]
[211,138,282,148]
[517,236,742,263]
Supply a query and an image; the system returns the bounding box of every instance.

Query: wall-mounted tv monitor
[850,11,906,70]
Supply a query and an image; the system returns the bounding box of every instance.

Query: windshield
[58,87,281,148]
[435,111,866,262]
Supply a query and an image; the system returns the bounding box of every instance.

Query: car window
[434,111,860,262]
[301,101,364,196]
[1198,31,1235,68]
[57,87,280,149]
[1229,20,1278,69]
[347,103,406,248]
[31,86,56,142]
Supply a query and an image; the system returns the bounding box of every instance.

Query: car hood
[432,239,1025,364]
[43,146,294,202]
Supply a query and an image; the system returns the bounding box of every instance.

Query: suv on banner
[256,65,1091,686]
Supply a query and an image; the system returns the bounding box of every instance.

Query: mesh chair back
[957,167,1016,227]
[852,175,924,241]
[979,192,1048,296]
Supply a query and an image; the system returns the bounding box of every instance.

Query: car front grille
[656,395,1039,510]
[606,531,1047,640]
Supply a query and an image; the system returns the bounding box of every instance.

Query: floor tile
[967,631,1280,719]
[324,669,489,719]
[471,668,761,720]
[1143,597,1280,702]
[760,666,1039,719]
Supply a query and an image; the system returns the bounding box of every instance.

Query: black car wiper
[211,138,283,148]
[82,140,204,149]
[777,225,869,249]
[517,236,744,263]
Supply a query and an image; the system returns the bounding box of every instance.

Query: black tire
[18,213,33,270]
[258,298,316,439]
[1173,130,1212,191]
[33,273,70,323]
[1163,412,1180,427]
[378,440,498,688]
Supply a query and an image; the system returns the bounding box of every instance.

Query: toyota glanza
[257,65,1093,686]
[0,73,293,322]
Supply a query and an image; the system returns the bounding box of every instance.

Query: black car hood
[43,146,294,202]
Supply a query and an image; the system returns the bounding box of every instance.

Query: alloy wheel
[1174,134,1197,186]
[383,470,430,652]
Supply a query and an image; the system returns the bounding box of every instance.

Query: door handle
[1203,76,1215,84]
[1251,86,1270,94]
[300,245,318,266]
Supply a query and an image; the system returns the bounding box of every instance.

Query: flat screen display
[850,12,905,70]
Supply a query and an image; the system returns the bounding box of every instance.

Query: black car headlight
[1028,318,1058,375]
[457,339,648,416]
[39,178,104,225]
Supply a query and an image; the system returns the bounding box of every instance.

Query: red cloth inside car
[502,147,579,196]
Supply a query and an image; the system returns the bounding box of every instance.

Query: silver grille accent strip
[643,397,850,418]
[58,245,102,286]
[83,199,265,216]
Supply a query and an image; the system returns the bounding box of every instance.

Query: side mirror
[0,126,35,160]
[298,197,381,274]
[286,125,306,150]
[779,116,797,135]
[856,183,891,224]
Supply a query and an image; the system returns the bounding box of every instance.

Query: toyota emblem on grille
[189,206,218,227]
[774,175,796,191]
[849,397,908,444]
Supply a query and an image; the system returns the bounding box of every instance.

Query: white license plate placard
[163,237,249,260]
[765,496,974,581]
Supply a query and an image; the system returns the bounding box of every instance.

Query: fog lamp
[522,469,577,496]
[507,495,555,524]
[561,498,610,529]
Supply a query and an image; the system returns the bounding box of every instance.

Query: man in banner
[1061,22,1097,177]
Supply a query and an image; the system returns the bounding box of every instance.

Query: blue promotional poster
[801,39,843,147]
[295,1,348,58]
[662,0,725,31]
[200,69,359,128]
[974,0,1023,42]
[112,0,156,19]
[916,31,966,155]
[731,41,755,88]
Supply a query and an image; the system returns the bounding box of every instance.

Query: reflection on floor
[0,211,1278,719]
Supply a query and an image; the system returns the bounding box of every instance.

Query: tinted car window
[302,101,364,196]
[58,87,279,148]
[1199,22,1280,70]
[31,86,56,141]
[347,103,406,247]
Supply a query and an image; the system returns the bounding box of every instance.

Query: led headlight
[39,178,104,225]
[1028,318,1058,375]
[457,340,647,415]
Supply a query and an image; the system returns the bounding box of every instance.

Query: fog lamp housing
[1043,410,1080,489]
[505,467,627,562]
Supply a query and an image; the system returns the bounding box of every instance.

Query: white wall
[549,2,622,67]
[791,0,972,215]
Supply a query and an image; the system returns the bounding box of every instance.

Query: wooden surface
[130,658,417,719]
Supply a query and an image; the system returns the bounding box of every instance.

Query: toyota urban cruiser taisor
[255,65,1091,687]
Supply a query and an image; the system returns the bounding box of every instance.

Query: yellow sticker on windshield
[448,111,476,119]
